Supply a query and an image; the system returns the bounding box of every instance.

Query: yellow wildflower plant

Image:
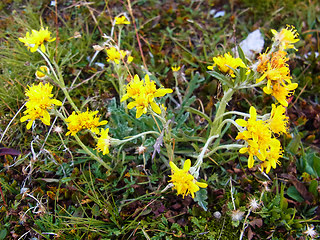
[236,106,284,173]
[65,109,108,136]
[268,104,288,134]
[96,128,111,155]
[169,159,208,199]
[122,74,173,118]
[271,25,299,50]
[21,82,62,129]
[115,15,130,25]
[207,52,247,77]
[19,27,56,52]
[35,65,50,79]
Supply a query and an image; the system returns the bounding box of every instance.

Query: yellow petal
[235,119,247,127]
[248,154,254,168]
[196,181,208,188]
[26,120,34,129]
[41,111,51,125]
[169,161,179,172]
[150,101,161,114]
[136,108,143,118]
[183,159,191,171]
[239,147,248,154]
[127,102,136,109]
[40,44,46,53]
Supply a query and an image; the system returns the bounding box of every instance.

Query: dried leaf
[0,147,21,156]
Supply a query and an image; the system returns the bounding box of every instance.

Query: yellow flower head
[236,107,285,171]
[123,74,172,118]
[65,109,108,136]
[127,93,150,119]
[21,82,62,129]
[121,74,144,102]
[265,81,298,107]
[271,25,299,50]
[171,65,181,72]
[19,27,55,52]
[261,138,282,173]
[169,159,208,198]
[207,52,246,77]
[106,47,126,64]
[268,104,289,134]
[96,128,111,155]
[115,16,130,25]
[256,50,291,85]
[35,65,50,79]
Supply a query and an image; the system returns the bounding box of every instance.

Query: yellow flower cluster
[21,82,62,129]
[95,128,110,155]
[19,27,56,52]
[169,159,208,198]
[114,16,130,25]
[207,52,247,77]
[256,50,298,107]
[121,74,173,118]
[106,47,133,64]
[65,109,108,136]
[236,105,289,173]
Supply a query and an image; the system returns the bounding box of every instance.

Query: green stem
[74,134,111,170]
[60,87,79,112]
[118,131,160,145]
[202,144,244,159]
[37,49,59,82]
[118,26,123,48]
[210,88,235,136]
[189,134,219,178]
[37,49,79,112]
[185,106,212,125]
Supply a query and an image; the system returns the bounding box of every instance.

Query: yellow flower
[236,106,280,171]
[35,65,49,79]
[169,159,208,198]
[65,109,108,136]
[171,65,181,72]
[123,74,172,118]
[96,128,111,155]
[207,52,246,77]
[268,104,288,134]
[256,50,298,107]
[144,75,173,102]
[115,16,130,25]
[21,82,62,129]
[271,25,299,50]
[19,27,55,52]
[121,74,144,102]
[261,138,282,173]
[267,81,298,107]
[106,47,126,64]
[127,93,149,118]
